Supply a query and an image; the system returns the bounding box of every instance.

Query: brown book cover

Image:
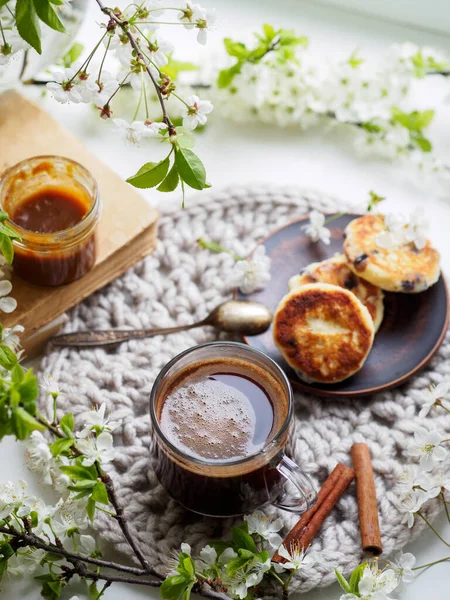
[0,90,159,354]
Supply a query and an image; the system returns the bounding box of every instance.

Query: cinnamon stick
[272,463,355,562]
[351,443,382,556]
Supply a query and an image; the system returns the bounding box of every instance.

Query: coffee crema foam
[160,377,263,462]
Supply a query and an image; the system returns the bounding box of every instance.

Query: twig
[94,0,175,134]
[62,562,160,587]
[0,526,157,577]
[100,470,162,578]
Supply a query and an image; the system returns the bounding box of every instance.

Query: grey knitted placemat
[40,185,450,594]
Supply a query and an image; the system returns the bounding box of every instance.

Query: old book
[0,90,159,354]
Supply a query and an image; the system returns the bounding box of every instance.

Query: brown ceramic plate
[237,214,449,398]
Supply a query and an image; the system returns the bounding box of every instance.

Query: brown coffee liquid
[160,371,275,462]
[153,357,290,516]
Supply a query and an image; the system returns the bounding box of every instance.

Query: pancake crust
[273,283,374,384]
[343,214,440,293]
[288,253,384,332]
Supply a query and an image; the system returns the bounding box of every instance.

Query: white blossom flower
[196,545,217,570]
[396,464,419,495]
[113,119,149,145]
[24,431,53,485]
[181,94,213,130]
[2,324,24,352]
[91,71,118,108]
[194,7,216,45]
[181,542,191,555]
[78,534,96,555]
[146,32,173,67]
[145,120,167,137]
[403,208,428,250]
[0,480,36,520]
[76,431,116,467]
[52,497,89,537]
[396,490,428,527]
[418,382,449,418]
[0,280,16,313]
[0,27,30,67]
[77,402,122,439]
[416,470,449,498]
[46,67,82,104]
[218,547,238,565]
[229,245,271,294]
[407,427,447,470]
[7,548,46,576]
[275,543,314,571]
[302,210,331,245]
[177,2,201,29]
[388,551,416,584]
[229,554,271,598]
[40,374,61,397]
[245,511,283,548]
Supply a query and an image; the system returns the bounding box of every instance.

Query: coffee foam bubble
[160,378,258,462]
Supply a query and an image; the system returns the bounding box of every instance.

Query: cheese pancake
[288,254,384,332]
[273,283,374,384]
[343,214,440,293]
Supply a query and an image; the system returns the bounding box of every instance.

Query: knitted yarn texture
[40,185,450,593]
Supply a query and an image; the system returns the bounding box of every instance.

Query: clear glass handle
[272,455,317,513]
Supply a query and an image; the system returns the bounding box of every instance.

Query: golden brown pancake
[288,254,384,332]
[343,214,440,293]
[273,283,374,384]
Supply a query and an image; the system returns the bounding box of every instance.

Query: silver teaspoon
[51,300,273,348]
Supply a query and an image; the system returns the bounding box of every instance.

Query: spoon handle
[52,321,202,348]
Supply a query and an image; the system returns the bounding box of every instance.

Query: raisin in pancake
[343,214,440,293]
[273,283,374,384]
[288,253,384,332]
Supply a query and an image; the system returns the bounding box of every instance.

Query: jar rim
[0,155,100,250]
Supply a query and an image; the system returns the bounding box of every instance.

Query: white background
[2,0,450,598]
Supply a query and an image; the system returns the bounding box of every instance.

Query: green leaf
[67,480,97,491]
[226,555,252,577]
[33,0,65,33]
[0,542,14,561]
[126,157,170,189]
[348,49,364,69]
[349,562,367,594]
[50,437,73,457]
[335,569,351,593]
[88,581,99,600]
[0,210,8,221]
[11,406,45,440]
[232,525,257,552]
[11,364,24,385]
[175,149,207,190]
[224,38,248,59]
[217,63,242,88]
[161,57,198,81]
[157,163,179,192]
[87,497,96,522]
[61,42,83,68]
[59,413,74,437]
[362,121,383,133]
[91,481,109,505]
[414,134,432,152]
[0,235,14,264]
[0,345,17,370]
[160,574,190,600]
[18,369,39,413]
[0,223,21,240]
[181,582,194,600]
[262,23,276,42]
[16,0,42,54]
[60,465,97,481]
[30,511,39,528]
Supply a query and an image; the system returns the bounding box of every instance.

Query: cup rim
[150,341,293,468]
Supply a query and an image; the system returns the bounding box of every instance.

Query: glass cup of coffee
[150,341,317,517]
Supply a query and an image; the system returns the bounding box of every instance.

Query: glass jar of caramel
[0,156,101,286]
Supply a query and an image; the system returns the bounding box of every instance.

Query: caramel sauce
[11,187,89,234]
[9,184,96,287]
